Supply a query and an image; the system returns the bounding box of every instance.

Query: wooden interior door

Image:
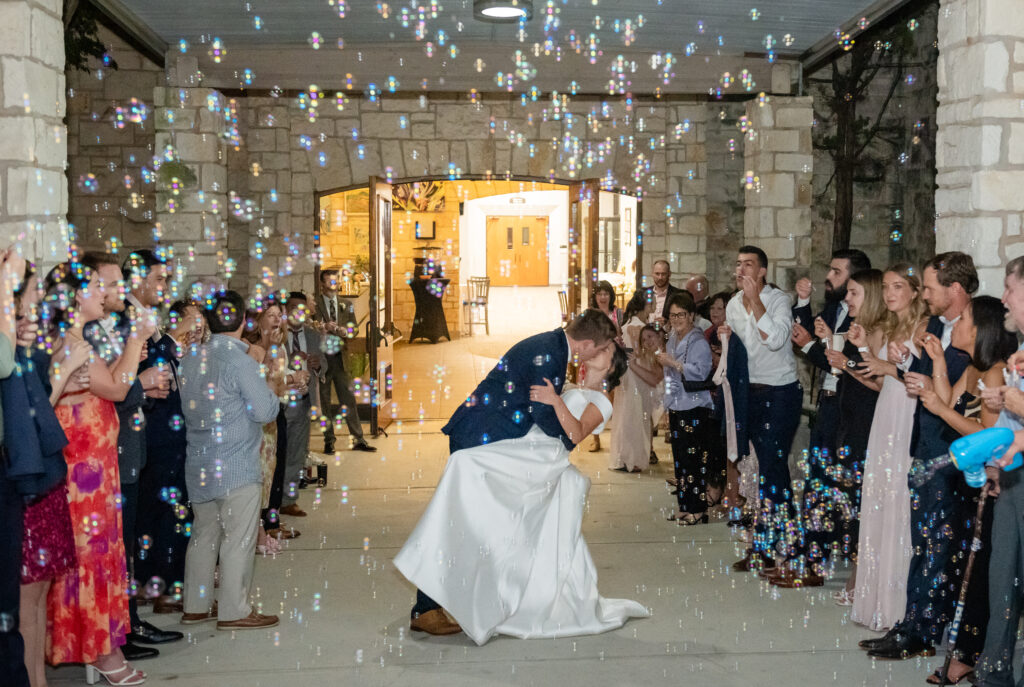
[368,176,395,436]
[567,180,600,316]
[514,217,549,286]
[486,216,517,286]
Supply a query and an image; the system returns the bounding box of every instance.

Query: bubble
[144,576,166,599]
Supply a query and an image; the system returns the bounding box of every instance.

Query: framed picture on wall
[415,220,436,240]
[624,208,632,246]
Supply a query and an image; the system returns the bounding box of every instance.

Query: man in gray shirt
[179,290,281,631]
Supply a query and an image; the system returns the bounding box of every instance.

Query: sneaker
[216,611,279,631]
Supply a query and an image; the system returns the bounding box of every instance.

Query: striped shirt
[180,334,280,503]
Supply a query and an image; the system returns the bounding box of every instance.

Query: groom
[409,309,619,635]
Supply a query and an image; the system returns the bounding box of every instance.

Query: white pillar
[934,0,1024,293]
[0,0,70,266]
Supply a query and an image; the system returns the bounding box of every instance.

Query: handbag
[677,331,716,393]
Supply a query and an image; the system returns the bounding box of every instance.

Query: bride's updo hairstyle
[603,343,628,392]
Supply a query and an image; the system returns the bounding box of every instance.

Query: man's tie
[328,298,337,323]
[292,329,302,354]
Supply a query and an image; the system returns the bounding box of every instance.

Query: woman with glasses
[656,293,714,526]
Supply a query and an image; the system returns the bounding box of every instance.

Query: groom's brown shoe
[410,609,462,635]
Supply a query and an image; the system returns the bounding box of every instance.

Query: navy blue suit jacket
[721,333,750,460]
[909,316,971,462]
[794,299,852,375]
[442,329,571,452]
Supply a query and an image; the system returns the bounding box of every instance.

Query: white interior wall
[459,190,569,286]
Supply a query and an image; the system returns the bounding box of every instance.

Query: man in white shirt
[721,245,803,573]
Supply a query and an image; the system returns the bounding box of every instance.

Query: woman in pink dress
[850,264,929,632]
[43,262,156,686]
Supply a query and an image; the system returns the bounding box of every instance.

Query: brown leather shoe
[758,566,784,580]
[180,602,218,625]
[410,608,462,636]
[279,504,307,517]
[153,596,184,614]
[217,611,279,631]
[733,551,774,573]
[770,569,825,588]
[266,526,301,539]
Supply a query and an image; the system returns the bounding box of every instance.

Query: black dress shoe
[858,628,896,650]
[323,443,335,454]
[866,632,935,660]
[353,441,377,452]
[128,620,184,645]
[121,642,159,660]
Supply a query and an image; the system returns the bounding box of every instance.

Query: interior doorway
[315,176,642,423]
[485,215,549,287]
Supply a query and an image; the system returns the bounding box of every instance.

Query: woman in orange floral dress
[42,262,155,686]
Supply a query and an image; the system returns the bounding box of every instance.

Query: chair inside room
[462,276,491,336]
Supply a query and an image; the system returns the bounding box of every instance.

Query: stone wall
[934,0,1024,293]
[66,25,162,253]
[705,103,747,293]
[742,95,814,289]
[0,0,69,264]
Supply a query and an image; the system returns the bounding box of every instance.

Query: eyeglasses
[668,312,690,320]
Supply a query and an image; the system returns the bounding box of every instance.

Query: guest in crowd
[591,280,623,339]
[620,296,664,465]
[242,297,293,551]
[685,274,711,325]
[7,258,81,687]
[905,296,1015,682]
[704,290,734,509]
[281,292,319,516]
[658,293,715,525]
[316,269,375,454]
[611,323,664,473]
[80,252,180,656]
[625,259,684,328]
[179,290,282,631]
[133,297,194,610]
[791,249,872,460]
[850,263,929,632]
[724,246,802,571]
[44,261,155,685]
[770,268,884,590]
[973,257,1024,687]
[862,252,977,657]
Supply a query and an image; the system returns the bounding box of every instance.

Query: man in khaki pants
[179,290,282,630]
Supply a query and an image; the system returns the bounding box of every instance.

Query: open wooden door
[566,179,600,317]
[368,176,397,436]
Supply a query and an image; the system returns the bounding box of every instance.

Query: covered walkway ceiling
[112,0,914,93]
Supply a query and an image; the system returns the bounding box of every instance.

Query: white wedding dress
[394,387,650,645]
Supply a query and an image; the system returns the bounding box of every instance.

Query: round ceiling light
[474,0,533,23]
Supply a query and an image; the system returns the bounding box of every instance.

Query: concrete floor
[48,420,949,687]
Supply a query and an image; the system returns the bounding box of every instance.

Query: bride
[394,343,650,645]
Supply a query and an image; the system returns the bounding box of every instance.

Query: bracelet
[933,373,946,379]
[857,346,869,353]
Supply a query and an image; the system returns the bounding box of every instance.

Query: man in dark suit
[317,268,374,453]
[409,309,619,635]
[625,259,684,326]
[861,252,977,660]
[80,251,182,657]
[791,249,872,462]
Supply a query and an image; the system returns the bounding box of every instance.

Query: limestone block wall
[0,0,69,264]
[659,102,708,280]
[66,25,162,253]
[934,0,1024,293]
[705,103,747,293]
[742,95,814,289]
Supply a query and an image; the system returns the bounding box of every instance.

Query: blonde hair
[883,263,928,342]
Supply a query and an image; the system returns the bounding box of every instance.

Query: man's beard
[824,281,847,303]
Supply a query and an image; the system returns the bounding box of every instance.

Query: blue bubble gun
[950,427,1024,488]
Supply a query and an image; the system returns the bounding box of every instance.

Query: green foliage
[65,4,118,73]
[157,161,198,189]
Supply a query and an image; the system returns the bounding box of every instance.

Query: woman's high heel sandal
[86,662,146,686]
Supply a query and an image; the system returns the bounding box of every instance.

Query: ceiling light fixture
[473,0,533,23]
